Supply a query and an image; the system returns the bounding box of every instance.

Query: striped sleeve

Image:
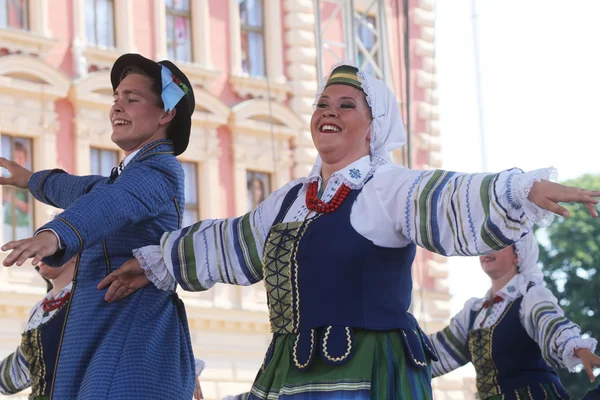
[429,297,478,377]
[521,286,598,371]
[0,346,32,395]
[146,179,304,292]
[364,166,556,255]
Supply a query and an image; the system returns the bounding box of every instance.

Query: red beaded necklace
[42,291,71,313]
[305,181,351,213]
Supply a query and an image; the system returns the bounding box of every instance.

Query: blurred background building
[0,0,475,398]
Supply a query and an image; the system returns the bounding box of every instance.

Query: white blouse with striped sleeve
[134,155,557,293]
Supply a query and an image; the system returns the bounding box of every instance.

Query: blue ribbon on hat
[160,64,186,112]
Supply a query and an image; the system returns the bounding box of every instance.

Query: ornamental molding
[0,94,60,137]
[81,45,122,72]
[179,63,222,90]
[229,74,292,103]
[229,98,303,139]
[232,132,293,169]
[0,29,57,59]
[0,54,70,99]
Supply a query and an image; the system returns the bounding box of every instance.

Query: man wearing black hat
[0,54,199,399]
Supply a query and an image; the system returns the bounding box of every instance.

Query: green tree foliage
[537,174,600,399]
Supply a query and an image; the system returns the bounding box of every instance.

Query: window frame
[0,134,35,243]
[165,0,193,63]
[0,0,29,30]
[179,160,200,226]
[84,0,116,48]
[238,0,266,77]
[89,146,119,177]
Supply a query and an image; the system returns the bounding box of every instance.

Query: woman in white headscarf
[97,64,600,400]
[430,232,600,399]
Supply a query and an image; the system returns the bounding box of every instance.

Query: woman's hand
[97,258,150,302]
[528,180,600,218]
[0,157,32,189]
[2,231,59,266]
[575,348,600,383]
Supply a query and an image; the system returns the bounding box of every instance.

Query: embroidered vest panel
[21,303,69,397]
[467,297,568,399]
[263,184,418,335]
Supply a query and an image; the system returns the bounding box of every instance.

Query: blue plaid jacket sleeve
[28,169,106,209]
[37,158,179,266]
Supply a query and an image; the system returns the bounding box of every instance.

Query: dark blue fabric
[468,297,568,398]
[583,383,600,400]
[29,140,195,399]
[292,187,417,331]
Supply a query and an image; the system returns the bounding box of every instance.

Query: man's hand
[0,158,33,189]
[2,231,59,266]
[97,258,150,303]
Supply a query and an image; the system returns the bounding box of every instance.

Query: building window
[84,0,115,47]
[0,0,28,30]
[355,15,380,76]
[181,161,198,226]
[90,147,118,177]
[1,135,34,242]
[239,0,265,77]
[166,0,192,62]
[246,170,270,211]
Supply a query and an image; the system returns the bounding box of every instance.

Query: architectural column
[115,0,136,52]
[30,0,50,36]
[228,0,243,76]
[72,0,88,77]
[191,0,213,68]
[154,0,168,60]
[264,0,285,83]
[283,0,319,178]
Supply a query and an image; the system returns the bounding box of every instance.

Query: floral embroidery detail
[507,286,516,293]
[171,74,190,96]
[349,168,362,179]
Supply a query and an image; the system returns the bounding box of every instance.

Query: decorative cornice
[82,45,121,71]
[0,29,57,59]
[229,74,292,103]
[179,63,222,90]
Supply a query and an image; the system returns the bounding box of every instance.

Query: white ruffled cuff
[563,337,598,372]
[195,358,205,377]
[510,167,558,228]
[133,246,176,292]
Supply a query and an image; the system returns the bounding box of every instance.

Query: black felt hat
[110,53,195,156]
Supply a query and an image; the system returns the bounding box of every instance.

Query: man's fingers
[4,247,28,266]
[2,239,22,252]
[16,246,40,266]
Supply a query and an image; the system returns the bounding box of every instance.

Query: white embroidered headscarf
[311,62,407,167]
[514,232,544,296]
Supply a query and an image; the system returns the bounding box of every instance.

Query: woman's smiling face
[310,84,372,166]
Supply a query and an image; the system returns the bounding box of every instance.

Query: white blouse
[429,275,597,376]
[134,155,556,295]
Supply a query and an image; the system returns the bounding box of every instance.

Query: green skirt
[230,329,434,400]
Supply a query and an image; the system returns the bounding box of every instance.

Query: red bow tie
[482,295,504,309]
